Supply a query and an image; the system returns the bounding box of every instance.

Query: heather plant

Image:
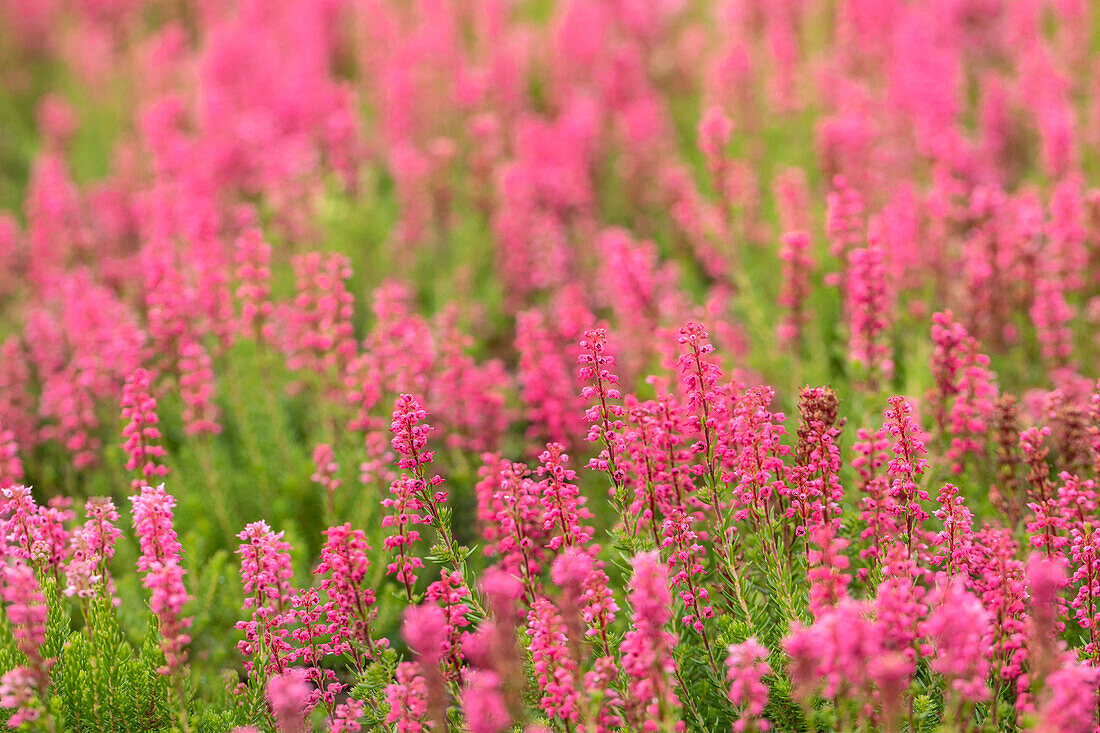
[8,0,1100,731]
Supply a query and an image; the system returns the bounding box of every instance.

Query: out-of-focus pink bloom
[924,579,991,703]
[621,551,683,732]
[777,231,813,347]
[726,637,771,732]
[267,668,310,733]
[386,661,429,732]
[121,368,168,489]
[1032,658,1100,733]
[178,338,221,436]
[0,666,41,728]
[846,239,893,384]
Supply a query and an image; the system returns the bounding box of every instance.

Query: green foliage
[51,596,173,732]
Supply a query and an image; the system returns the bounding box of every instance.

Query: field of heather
[3,0,1100,731]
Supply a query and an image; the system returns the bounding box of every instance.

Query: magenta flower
[385,661,429,732]
[621,551,683,732]
[536,442,593,551]
[675,322,725,481]
[928,312,997,472]
[884,396,929,554]
[480,459,546,596]
[462,669,511,733]
[777,231,813,347]
[824,174,864,278]
[266,667,310,733]
[577,328,627,488]
[66,497,121,599]
[382,394,466,600]
[1,561,47,676]
[315,523,382,660]
[331,698,365,733]
[424,569,472,682]
[236,520,293,615]
[130,484,190,674]
[550,547,618,655]
[235,520,294,676]
[233,227,273,339]
[931,483,975,577]
[0,429,23,490]
[526,597,580,724]
[726,637,772,732]
[846,239,893,385]
[178,338,221,436]
[121,368,168,490]
[0,666,41,728]
[806,523,851,616]
[1032,657,1100,733]
[311,443,341,516]
[660,508,715,639]
[923,579,991,704]
[1068,524,1100,658]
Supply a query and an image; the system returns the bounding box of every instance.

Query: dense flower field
[3,0,1100,731]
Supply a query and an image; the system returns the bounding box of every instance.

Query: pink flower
[660,508,714,636]
[536,443,593,551]
[382,394,451,599]
[274,252,356,391]
[1068,524,1100,658]
[66,497,121,599]
[233,227,273,338]
[526,597,580,723]
[931,483,975,576]
[267,668,310,733]
[697,106,732,162]
[385,662,429,732]
[726,637,772,732]
[236,521,293,615]
[130,484,190,673]
[621,551,683,732]
[0,485,39,560]
[550,547,618,654]
[884,396,929,553]
[675,321,725,483]
[462,669,511,733]
[331,698,365,733]
[578,328,627,486]
[824,174,864,278]
[178,338,221,436]
[424,569,472,682]
[479,458,546,594]
[928,311,997,473]
[235,520,294,676]
[311,443,341,514]
[515,309,585,447]
[1032,657,1100,733]
[846,239,893,384]
[121,368,168,490]
[969,527,1028,688]
[0,666,41,728]
[0,430,23,490]
[1,561,47,665]
[924,579,991,703]
[1020,554,1071,703]
[777,231,814,347]
[806,523,851,616]
[784,599,888,712]
[315,524,382,659]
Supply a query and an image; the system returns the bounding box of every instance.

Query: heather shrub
[4,0,1100,731]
